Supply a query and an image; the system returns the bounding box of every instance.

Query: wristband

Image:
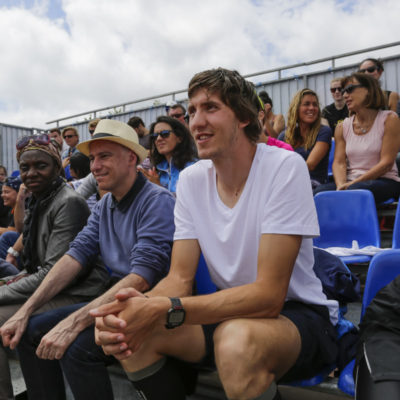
[7,247,19,258]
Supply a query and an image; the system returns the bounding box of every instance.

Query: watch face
[169,309,185,324]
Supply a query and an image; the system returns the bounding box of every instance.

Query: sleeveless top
[343,110,400,182]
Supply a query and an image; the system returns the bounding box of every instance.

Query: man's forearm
[66,273,150,331]
[19,255,82,315]
[146,274,193,298]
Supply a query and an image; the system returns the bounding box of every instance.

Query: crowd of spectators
[0,57,397,400]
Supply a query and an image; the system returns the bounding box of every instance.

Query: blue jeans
[18,303,117,400]
[313,178,400,204]
[0,231,19,260]
[0,232,20,277]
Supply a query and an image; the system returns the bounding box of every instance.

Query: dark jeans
[0,260,19,278]
[0,231,19,260]
[18,303,117,400]
[313,178,400,204]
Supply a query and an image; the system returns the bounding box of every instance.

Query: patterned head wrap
[16,134,62,170]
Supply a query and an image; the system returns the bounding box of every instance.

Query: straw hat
[77,119,147,163]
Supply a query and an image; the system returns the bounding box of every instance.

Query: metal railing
[46,41,400,127]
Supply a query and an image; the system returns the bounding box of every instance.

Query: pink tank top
[266,136,293,151]
[343,110,400,182]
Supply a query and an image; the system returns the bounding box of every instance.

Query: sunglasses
[330,87,342,94]
[341,84,364,95]
[16,134,50,151]
[358,66,379,74]
[64,134,77,139]
[170,113,185,119]
[151,130,173,140]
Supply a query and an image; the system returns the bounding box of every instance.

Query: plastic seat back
[195,253,217,295]
[327,139,335,177]
[314,190,380,249]
[392,200,400,248]
[361,250,400,315]
[338,249,400,396]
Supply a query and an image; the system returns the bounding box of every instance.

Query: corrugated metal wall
[2,55,399,174]
[0,124,36,174]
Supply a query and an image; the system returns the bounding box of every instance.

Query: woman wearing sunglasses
[140,116,197,193]
[278,89,332,188]
[358,58,399,112]
[314,73,400,203]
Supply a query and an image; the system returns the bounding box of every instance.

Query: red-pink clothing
[343,110,400,182]
[266,136,293,151]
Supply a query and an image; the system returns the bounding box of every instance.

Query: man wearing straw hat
[1,119,175,399]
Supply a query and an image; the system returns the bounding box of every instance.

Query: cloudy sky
[0,0,399,128]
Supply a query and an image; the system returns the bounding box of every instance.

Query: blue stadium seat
[392,199,400,248]
[338,250,400,396]
[195,253,217,295]
[327,139,335,179]
[314,190,380,264]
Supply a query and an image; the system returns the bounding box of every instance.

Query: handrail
[46,41,400,126]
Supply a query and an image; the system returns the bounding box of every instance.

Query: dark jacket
[0,183,109,304]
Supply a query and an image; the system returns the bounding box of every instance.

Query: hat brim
[77,136,148,164]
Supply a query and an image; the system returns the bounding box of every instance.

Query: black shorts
[197,301,338,382]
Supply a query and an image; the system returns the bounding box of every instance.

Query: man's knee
[213,320,274,398]
[214,319,258,364]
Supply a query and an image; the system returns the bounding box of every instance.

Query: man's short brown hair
[188,68,261,143]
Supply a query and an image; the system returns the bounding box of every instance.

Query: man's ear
[130,151,138,166]
[239,120,250,130]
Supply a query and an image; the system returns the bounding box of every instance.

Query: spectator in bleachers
[314,73,400,204]
[61,126,79,169]
[0,177,22,277]
[0,166,11,230]
[69,152,98,210]
[255,93,293,151]
[0,133,104,400]
[358,58,400,112]
[49,128,64,151]
[88,118,101,136]
[168,103,188,126]
[0,176,21,236]
[127,116,151,149]
[2,120,176,400]
[258,90,285,137]
[139,115,197,193]
[322,77,349,132]
[278,89,332,188]
[92,68,339,400]
[0,166,7,184]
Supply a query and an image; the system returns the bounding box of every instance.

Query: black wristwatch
[165,297,186,329]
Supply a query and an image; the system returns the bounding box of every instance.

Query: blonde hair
[330,77,342,86]
[285,89,321,150]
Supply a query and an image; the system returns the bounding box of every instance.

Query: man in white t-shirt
[91,68,339,400]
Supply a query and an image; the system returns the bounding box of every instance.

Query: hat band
[92,133,116,139]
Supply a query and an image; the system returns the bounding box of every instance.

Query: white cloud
[0,0,399,127]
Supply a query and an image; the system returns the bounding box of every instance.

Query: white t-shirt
[174,144,338,324]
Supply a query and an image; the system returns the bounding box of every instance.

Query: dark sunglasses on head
[16,134,50,151]
[358,66,378,74]
[151,130,173,140]
[64,134,76,139]
[330,87,342,94]
[341,84,364,95]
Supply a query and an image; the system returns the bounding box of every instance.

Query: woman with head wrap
[0,134,105,399]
